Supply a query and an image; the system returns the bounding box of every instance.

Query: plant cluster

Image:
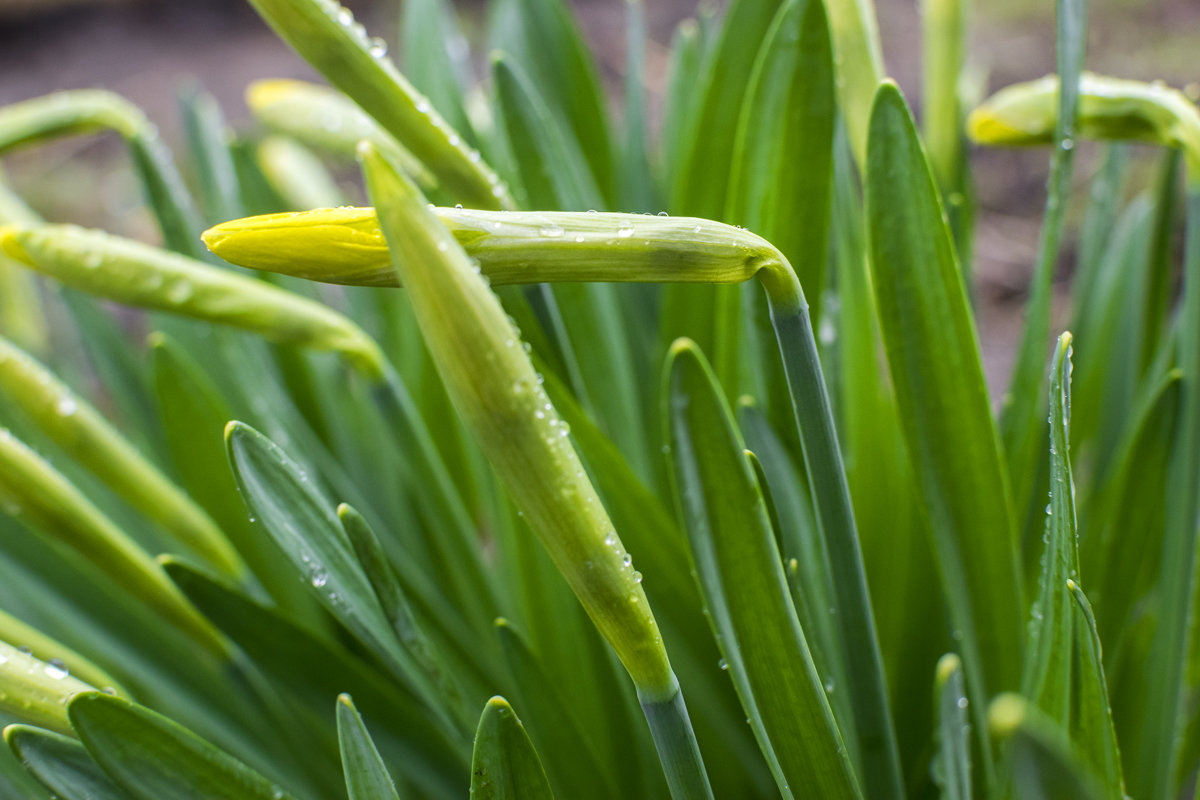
[0,0,1196,797]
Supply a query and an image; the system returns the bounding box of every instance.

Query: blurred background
[0,0,1198,388]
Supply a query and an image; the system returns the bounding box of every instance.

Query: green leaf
[336,694,403,800]
[0,226,386,378]
[149,334,315,616]
[664,339,860,799]
[244,0,508,208]
[486,0,614,203]
[1066,582,1125,799]
[989,694,1104,800]
[727,0,835,319]
[0,333,243,579]
[470,697,554,800]
[932,655,971,800]
[671,0,784,217]
[178,86,244,225]
[163,559,467,799]
[823,0,885,167]
[493,619,618,800]
[399,0,474,146]
[0,90,206,260]
[5,725,127,800]
[256,136,346,211]
[0,642,103,736]
[1022,333,1078,723]
[865,82,1023,774]
[0,428,222,655]
[224,421,458,732]
[998,0,1086,546]
[68,692,297,800]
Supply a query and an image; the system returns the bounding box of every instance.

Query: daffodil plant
[0,0,1194,797]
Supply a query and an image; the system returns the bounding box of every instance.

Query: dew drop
[311,573,328,588]
[605,531,617,547]
[824,679,835,693]
[167,280,193,304]
[574,235,585,243]
[632,571,642,583]
[56,397,78,416]
[368,37,387,58]
[956,697,968,709]
[539,224,564,238]
[337,7,353,24]
[622,553,633,568]
[44,659,68,680]
[718,658,728,670]
[616,222,635,238]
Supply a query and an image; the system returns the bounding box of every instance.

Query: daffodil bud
[246,79,435,189]
[0,224,385,378]
[202,206,785,291]
[244,0,510,209]
[969,73,1200,180]
[0,428,224,655]
[0,641,101,735]
[0,334,244,577]
[361,142,677,699]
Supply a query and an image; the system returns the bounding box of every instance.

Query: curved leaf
[68,692,296,800]
[5,725,127,800]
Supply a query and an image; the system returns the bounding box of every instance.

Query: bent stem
[758,262,904,798]
[640,683,713,800]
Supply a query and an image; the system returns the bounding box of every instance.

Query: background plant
[0,0,1193,797]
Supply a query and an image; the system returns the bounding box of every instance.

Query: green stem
[639,682,714,800]
[761,268,905,800]
[1140,187,1200,800]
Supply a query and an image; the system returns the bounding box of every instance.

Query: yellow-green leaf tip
[935,653,962,685]
[987,692,1027,738]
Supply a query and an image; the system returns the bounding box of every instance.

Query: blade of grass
[336,694,404,800]
[665,339,860,799]
[865,82,1023,779]
[470,697,554,800]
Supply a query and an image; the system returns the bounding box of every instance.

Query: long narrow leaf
[865,83,1023,779]
[470,697,553,800]
[665,339,860,799]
